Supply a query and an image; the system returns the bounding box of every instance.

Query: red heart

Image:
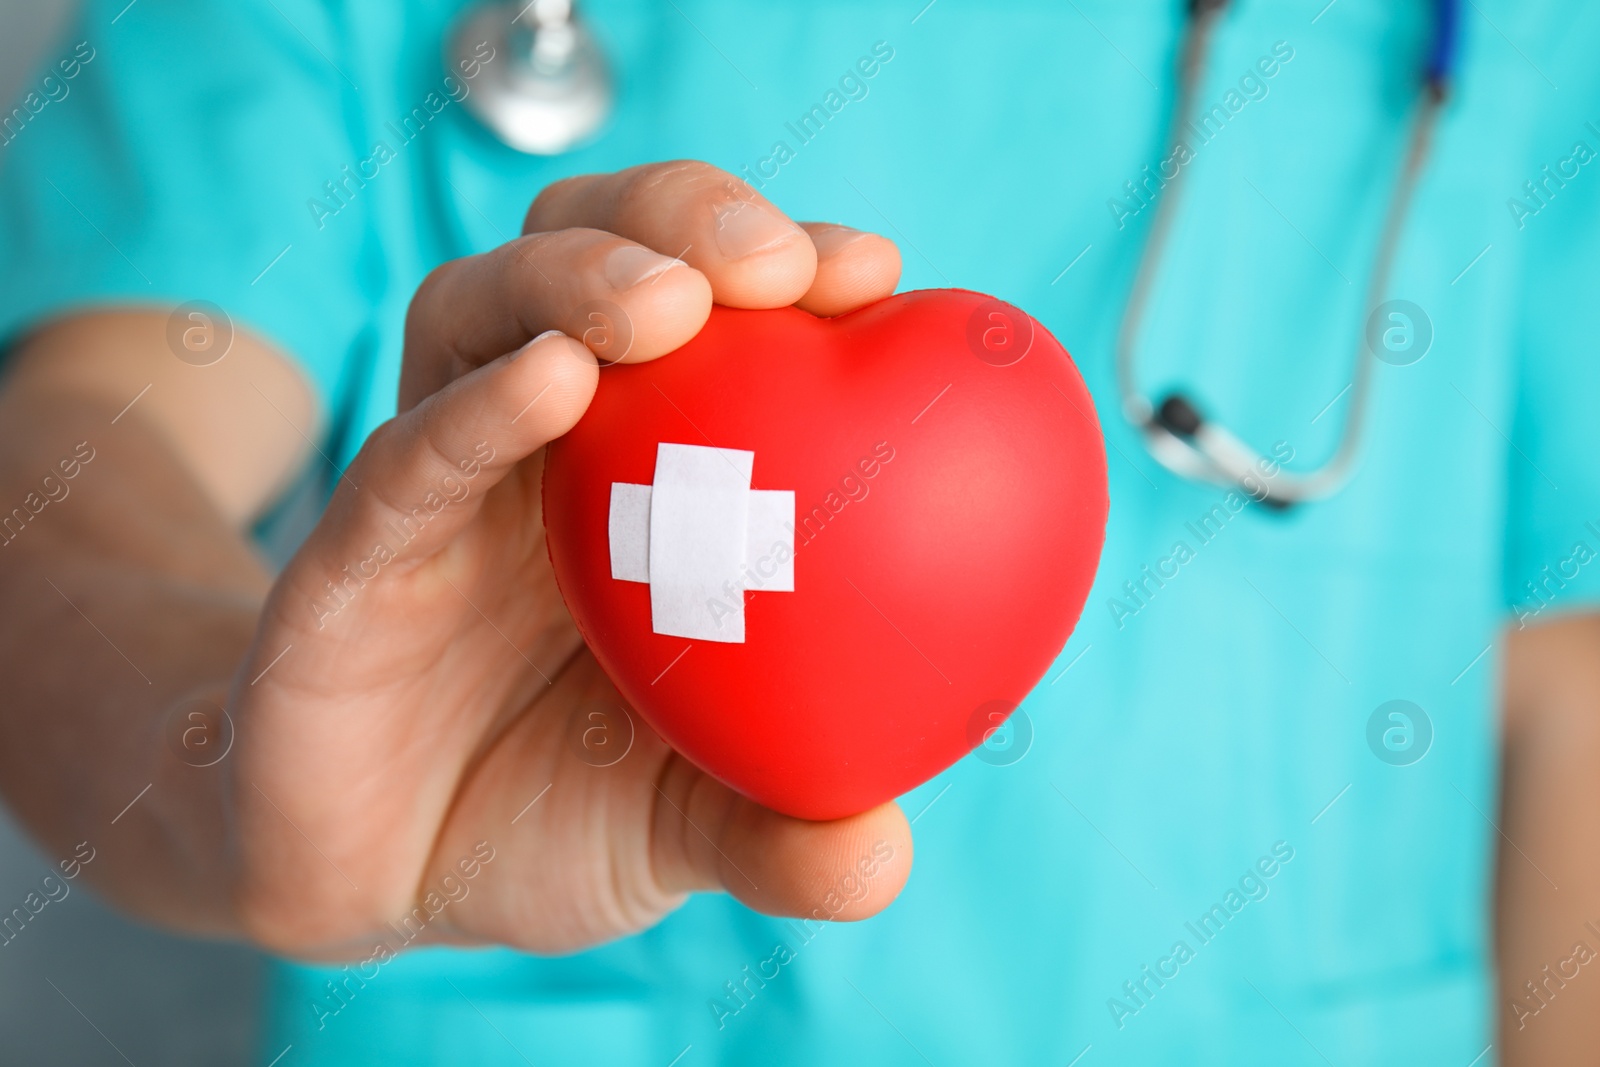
[543,289,1107,820]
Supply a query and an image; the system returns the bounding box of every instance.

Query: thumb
[303,330,596,571]
[651,754,914,923]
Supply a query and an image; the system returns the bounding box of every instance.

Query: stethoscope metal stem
[450,0,613,155]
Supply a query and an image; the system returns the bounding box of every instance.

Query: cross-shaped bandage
[608,443,795,643]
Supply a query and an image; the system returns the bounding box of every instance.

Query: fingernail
[713,200,804,259]
[604,245,681,290]
[807,225,869,258]
[513,329,567,359]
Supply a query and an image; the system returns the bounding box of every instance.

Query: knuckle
[318,428,384,513]
[634,158,721,189]
[495,231,570,291]
[406,413,460,481]
[346,418,425,515]
[615,159,735,220]
[403,256,480,378]
[408,258,462,326]
[525,172,595,232]
[566,228,624,275]
[354,416,402,470]
[511,228,601,268]
[532,161,754,244]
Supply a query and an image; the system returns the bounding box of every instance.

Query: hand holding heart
[227,162,917,958]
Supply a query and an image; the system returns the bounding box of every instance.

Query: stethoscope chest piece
[450,0,613,155]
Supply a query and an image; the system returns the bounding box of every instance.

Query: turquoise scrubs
[5,0,1600,1062]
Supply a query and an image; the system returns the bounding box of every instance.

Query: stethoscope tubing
[1114,0,1459,508]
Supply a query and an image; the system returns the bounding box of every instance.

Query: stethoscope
[1117,0,1462,508]
[451,0,1463,508]
[448,0,612,155]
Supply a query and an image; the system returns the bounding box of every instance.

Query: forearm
[0,383,266,934]
[1497,615,1600,1062]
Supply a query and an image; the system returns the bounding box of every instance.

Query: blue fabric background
[4,0,1600,1062]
